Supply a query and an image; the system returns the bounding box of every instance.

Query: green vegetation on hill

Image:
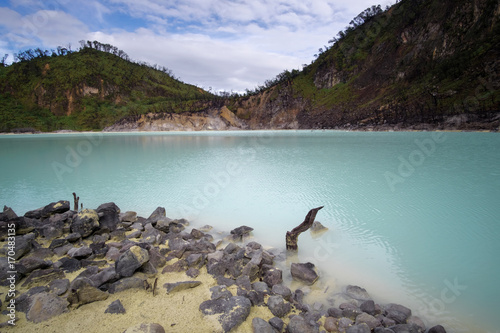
[0,43,217,132]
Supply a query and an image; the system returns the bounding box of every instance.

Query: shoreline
[0,201,452,332]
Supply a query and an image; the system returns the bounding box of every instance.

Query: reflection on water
[1,131,499,332]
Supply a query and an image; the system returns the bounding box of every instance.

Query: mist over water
[1,131,499,332]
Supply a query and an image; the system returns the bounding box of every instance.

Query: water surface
[1,131,499,332]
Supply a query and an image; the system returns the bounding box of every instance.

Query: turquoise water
[1,131,499,332]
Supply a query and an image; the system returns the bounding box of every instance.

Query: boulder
[75,280,109,305]
[16,257,51,275]
[291,262,319,285]
[56,257,82,273]
[407,316,426,332]
[346,323,371,333]
[41,201,70,218]
[108,277,146,294]
[123,323,165,333]
[263,267,283,287]
[120,211,137,223]
[68,246,93,259]
[356,312,381,330]
[12,286,49,313]
[115,245,150,277]
[26,292,69,323]
[271,284,292,301]
[199,296,251,332]
[287,315,318,333]
[230,225,253,240]
[155,218,173,233]
[269,317,284,332]
[89,266,119,288]
[48,279,70,296]
[71,209,99,238]
[267,295,291,318]
[346,285,371,301]
[105,299,126,314]
[385,303,412,324]
[0,206,18,221]
[360,300,377,315]
[146,207,166,225]
[163,281,202,294]
[252,317,275,333]
[21,268,65,288]
[96,202,120,232]
[428,325,447,333]
[210,285,232,300]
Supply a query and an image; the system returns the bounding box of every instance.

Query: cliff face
[230,0,500,130]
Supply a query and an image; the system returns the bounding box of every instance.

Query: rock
[71,209,99,238]
[210,285,232,300]
[269,317,284,332]
[50,238,69,249]
[287,315,318,333]
[271,284,292,301]
[230,225,253,240]
[13,286,49,313]
[390,324,422,333]
[343,306,363,320]
[360,300,377,315]
[148,247,166,268]
[162,260,188,273]
[338,317,354,331]
[327,307,343,318]
[48,279,70,296]
[108,277,146,294]
[65,232,81,242]
[324,317,338,332]
[123,323,166,333]
[186,253,203,267]
[75,280,110,305]
[374,328,396,333]
[41,200,70,218]
[96,202,120,232]
[252,281,270,293]
[190,228,204,239]
[4,234,33,260]
[267,295,291,318]
[163,281,202,294]
[186,267,200,278]
[310,221,328,233]
[356,312,381,330]
[407,316,426,332]
[252,317,275,333]
[346,323,371,333]
[378,315,396,327]
[385,303,412,324]
[22,268,65,288]
[68,246,93,259]
[105,299,126,314]
[291,262,319,285]
[115,245,150,277]
[199,296,252,332]
[120,211,137,223]
[16,257,51,275]
[56,257,82,273]
[346,285,371,301]
[146,207,166,225]
[155,218,173,233]
[26,292,69,323]
[428,325,447,333]
[263,267,283,287]
[0,205,18,221]
[89,266,119,288]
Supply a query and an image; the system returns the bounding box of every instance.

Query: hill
[0,44,217,132]
[227,0,500,130]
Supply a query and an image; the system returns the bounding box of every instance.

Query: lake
[1,130,499,332]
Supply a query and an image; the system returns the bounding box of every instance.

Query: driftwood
[72,192,79,211]
[286,206,324,250]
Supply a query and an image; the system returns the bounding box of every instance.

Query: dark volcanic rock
[41,201,70,218]
[199,296,252,332]
[146,206,166,225]
[360,300,377,315]
[290,262,319,285]
[105,299,126,314]
[267,295,291,318]
[17,257,51,275]
[271,284,292,301]
[108,277,146,294]
[385,303,412,324]
[22,268,65,288]
[56,257,82,273]
[74,280,109,305]
[26,292,69,323]
[163,281,202,294]
[287,315,318,333]
[263,267,282,287]
[13,286,49,313]
[96,202,120,232]
[390,323,423,333]
[123,323,165,333]
[252,317,275,333]
[355,312,381,330]
[346,323,371,333]
[48,279,70,296]
[210,285,232,300]
[428,325,447,333]
[50,238,69,249]
[269,317,284,332]
[71,209,99,238]
[230,225,254,240]
[68,246,93,259]
[115,245,150,277]
[346,285,371,301]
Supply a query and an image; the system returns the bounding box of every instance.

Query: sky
[0,0,394,92]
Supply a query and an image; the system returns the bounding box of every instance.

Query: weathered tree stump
[72,193,79,211]
[286,206,324,250]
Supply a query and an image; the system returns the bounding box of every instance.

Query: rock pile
[0,203,448,332]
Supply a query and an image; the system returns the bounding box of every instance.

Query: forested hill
[0,42,217,132]
[227,0,500,130]
[1,0,499,132]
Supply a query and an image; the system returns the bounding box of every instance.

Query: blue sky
[0,0,394,92]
